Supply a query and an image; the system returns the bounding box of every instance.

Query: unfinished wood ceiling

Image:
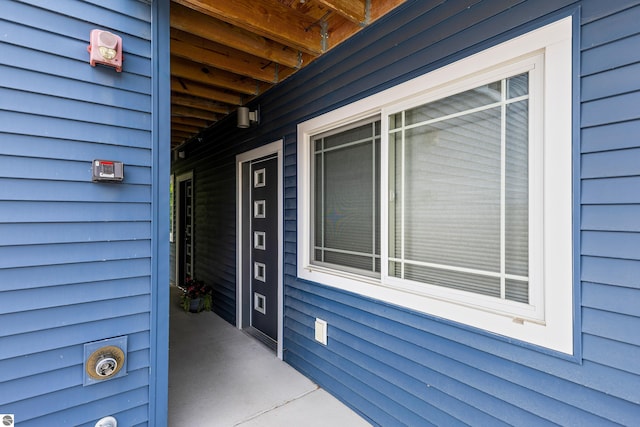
[170,0,407,147]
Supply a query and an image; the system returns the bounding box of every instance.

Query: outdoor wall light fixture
[88,29,123,72]
[237,106,260,128]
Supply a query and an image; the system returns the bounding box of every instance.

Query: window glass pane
[404,81,501,126]
[314,153,323,247]
[323,143,373,253]
[507,73,528,99]
[506,279,528,303]
[390,112,402,130]
[401,108,502,272]
[375,137,381,256]
[404,264,501,298]
[390,73,531,303]
[324,124,375,150]
[389,261,401,277]
[313,121,380,273]
[505,100,529,278]
[324,251,376,272]
[389,132,402,260]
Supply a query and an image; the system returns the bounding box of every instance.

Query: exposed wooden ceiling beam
[169,0,408,148]
[171,78,243,106]
[171,115,211,128]
[171,57,264,96]
[172,93,230,114]
[172,130,195,140]
[318,0,367,24]
[173,0,325,55]
[171,29,282,83]
[370,0,406,21]
[172,123,204,134]
[171,2,304,69]
[172,105,220,122]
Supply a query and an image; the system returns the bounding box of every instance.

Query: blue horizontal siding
[582,91,640,127]
[582,308,640,347]
[582,62,640,102]
[583,334,640,375]
[0,0,155,424]
[1,111,151,147]
[582,33,640,76]
[582,281,640,318]
[0,40,151,92]
[1,133,152,165]
[581,256,640,288]
[2,0,151,55]
[1,351,149,407]
[0,88,151,130]
[0,277,150,314]
[582,231,640,259]
[582,148,640,178]
[0,64,151,112]
[581,120,640,153]
[0,222,150,246]
[582,176,640,204]
[0,178,151,202]
[582,205,640,231]
[0,259,150,292]
[287,282,638,426]
[0,156,150,184]
[286,307,530,427]
[0,331,149,383]
[2,296,150,337]
[6,377,149,426]
[0,240,151,269]
[0,313,149,361]
[581,3,640,48]
[0,201,151,223]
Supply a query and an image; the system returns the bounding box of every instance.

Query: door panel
[178,177,193,282]
[250,157,278,341]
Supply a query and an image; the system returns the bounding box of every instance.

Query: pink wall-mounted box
[88,29,123,72]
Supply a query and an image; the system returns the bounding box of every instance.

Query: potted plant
[180,277,212,313]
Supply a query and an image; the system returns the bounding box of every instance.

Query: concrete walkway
[168,286,371,426]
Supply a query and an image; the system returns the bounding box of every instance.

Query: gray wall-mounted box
[92,160,124,182]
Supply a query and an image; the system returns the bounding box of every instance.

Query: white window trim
[297,18,573,354]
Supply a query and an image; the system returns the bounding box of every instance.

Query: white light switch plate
[314,318,328,345]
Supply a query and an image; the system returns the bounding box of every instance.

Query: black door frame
[175,171,194,286]
[236,141,283,358]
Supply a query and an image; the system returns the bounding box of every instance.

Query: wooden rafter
[169,0,407,147]
[171,3,304,69]
[318,0,367,24]
[171,78,243,106]
[174,0,325,55]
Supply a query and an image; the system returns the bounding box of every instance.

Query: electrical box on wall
[88,29,123,72]
[92,160,124,182]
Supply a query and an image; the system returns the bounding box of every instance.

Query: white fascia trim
[297,17,573,354]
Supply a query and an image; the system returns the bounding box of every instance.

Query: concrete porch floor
[168,285,371,426]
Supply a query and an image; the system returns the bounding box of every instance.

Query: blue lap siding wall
[0,1,169,425]
[173,0,640,425]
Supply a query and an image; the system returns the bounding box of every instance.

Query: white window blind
[312,120,381,275]
[388,74,530,303]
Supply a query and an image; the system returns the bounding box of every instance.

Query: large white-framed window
[297,18,573,354]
